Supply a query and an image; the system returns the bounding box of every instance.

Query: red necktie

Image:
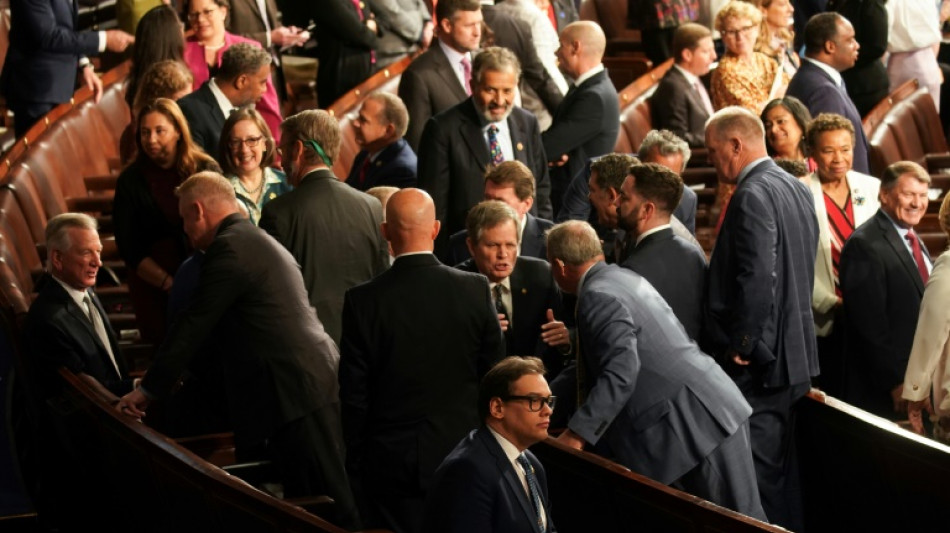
[906,231,929,284]
[358,156,371,185]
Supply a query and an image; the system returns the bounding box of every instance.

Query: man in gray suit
[260,110,389,345]
[704,107,819,531]
[548,220,765,521]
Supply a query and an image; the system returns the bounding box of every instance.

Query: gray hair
[546,220,601,266]
[281,109,342,165]
[638,130,692,169]
[706,106,766,145]
[364,92,410,139]
[472,46,521,86]
[466,200,521,245]
[218,43,271,82]
[45,213,98,270]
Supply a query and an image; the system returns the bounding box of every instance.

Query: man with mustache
[418,46,552,262]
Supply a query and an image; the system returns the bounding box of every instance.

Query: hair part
[546,220,602,266]
[880,161,931,191]
[484,160,536,201]
[590,153,638,191]
[466,200,521,245]
[478,356,546,420]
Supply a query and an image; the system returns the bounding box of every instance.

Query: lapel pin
[516,142,524,151]
[521,288,527,294]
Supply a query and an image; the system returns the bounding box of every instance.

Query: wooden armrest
[67,195,114,213]
[923,153,950,173]
[285,495,336,517]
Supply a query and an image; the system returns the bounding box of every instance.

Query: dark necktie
[84,293,120,376]
[488,125,504,165]
[516,454,545,533]
[906,231,929,284]
[493,284,511,331]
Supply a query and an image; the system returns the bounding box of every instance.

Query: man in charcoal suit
[340,188,505,533]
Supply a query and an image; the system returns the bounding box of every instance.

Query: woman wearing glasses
[182,0,282,143]
[219,108,291,225]
[710,0,788,114]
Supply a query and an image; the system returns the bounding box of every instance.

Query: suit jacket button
[913,384,919,391]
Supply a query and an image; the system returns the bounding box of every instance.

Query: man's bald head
[704,106,769,184]
[556,21,606,79]
[705,106,766,147]
[383,188,441,255]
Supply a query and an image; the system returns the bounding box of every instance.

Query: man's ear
[432,219,441,240]
[49,249,63,272]
[488,397,505,419]
[233,73,247,91]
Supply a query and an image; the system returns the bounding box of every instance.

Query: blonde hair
[716,1,763,31]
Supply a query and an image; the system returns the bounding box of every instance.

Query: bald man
[543,21,619,216]
[340,188,505,533]
[703,107,819,531]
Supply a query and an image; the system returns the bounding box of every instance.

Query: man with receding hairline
[347,92,418,191]
[340,188,504,532]
[704,107,819,530]
[117,171,359,529]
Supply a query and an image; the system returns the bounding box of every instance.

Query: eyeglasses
[721,24,756,38]
[228,136,264,149]
[187,7,219,21]
[503,395,557,412]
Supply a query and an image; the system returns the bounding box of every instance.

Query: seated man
[177,43,273,162]
[457,200,571,377]
[26,213,133,399]
[448,161,554,265]
[423,356,557,533]
[346,92,418,191]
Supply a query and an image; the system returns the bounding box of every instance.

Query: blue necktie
[517,454,545,533]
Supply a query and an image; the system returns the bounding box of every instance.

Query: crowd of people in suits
[12,0,950,532]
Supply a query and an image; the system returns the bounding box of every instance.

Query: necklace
[243,173,265,199]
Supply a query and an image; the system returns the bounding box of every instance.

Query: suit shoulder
[516,256,552,275]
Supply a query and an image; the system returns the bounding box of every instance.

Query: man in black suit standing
[399,0,483,150]
[447,161,554,265]
[177,43,273,161]
[117,172,358,529]
[339,188,504,533]
[649,23,717,148]
[347,92,418,191]
[840,161,932,420]
[544,21,619,215]
[422,356,558,533]
[785,13,870,174]
[260,110,388,346]
[704,107,819,531]
[418,46,552,261]
[617,163,706,341]
[456,200,571,377]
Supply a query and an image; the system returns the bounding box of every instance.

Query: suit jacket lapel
[432,45,469,100]
[460,101,491,167]
[670,67,705,113]
[477,428,539,532]
[876,211,926,294]
[56,283,120,378]
[507,112,531,167]
[522,215,542,257]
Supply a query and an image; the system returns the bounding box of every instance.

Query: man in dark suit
[617,163,706,341]
[840,161,933,420]
[26,213,133,400]
[117,172,358,529]
[309,0,380,107]
[786,12,870,175]
[2,0,134,137]
[544,21,619,215]
[423,356,557,533]
[260,110,388,346]
[399,0,483,150]
[347,92,418,191]
[339,188,505,533]
[704,107,819,531]
[456,200,571,377]
[447,161,554,265]
[649,23,717,148]
[418,46,552,261]
[549,221,765,521]
[177,43,272,161]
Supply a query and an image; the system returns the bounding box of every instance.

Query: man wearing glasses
[547,220,767,522]
[422,356,557,533]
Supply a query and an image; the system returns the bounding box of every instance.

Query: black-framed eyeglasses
[228,136,264,149]
[721,24,756,39]
[503,395,557,412]
[188,7,219,21]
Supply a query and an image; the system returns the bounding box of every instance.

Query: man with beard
[418,46,552,261]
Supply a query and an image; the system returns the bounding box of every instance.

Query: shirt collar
[803,57,843,87]
[438,38,469,67]
[673,64,700,86]
[572,63,605,87]
[736,156,772,185]
[208,78,238,117]
[52,275,89,309]
[635,223,671,246]
[490,276,512,293]
[488,425,524,459]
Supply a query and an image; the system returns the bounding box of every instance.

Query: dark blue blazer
[705,158,820,388]
[422,426,556,533]
[177,82,227,162]
[345,138,418,191]
[786,60,870,174]
[447,213,554,265]
[621,227,706,341]
[2,0,100,105]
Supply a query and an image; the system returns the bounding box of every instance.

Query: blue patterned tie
[488,124,504,165]
[517,454,545,532]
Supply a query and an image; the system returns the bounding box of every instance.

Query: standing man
[260,110,388,345]
[117,172,358,529]
[649,23,717,148]
[447,161,554,265]
[549,221,765,521]
[399,0,483,150]
[840,161,932,419]
[422,356,558,533]
[340,188,505,533]
[704,107,819,531]
[2,0,134,137]
[616,163,706,341]
[418,46,552,261]
[367,0,433,68]
[786,12,870,174]
[347,92,418,191]
[544,21,619,215]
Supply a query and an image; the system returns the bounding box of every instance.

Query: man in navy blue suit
[786,12,870,174]
[347,92,418,191]
[704,107,819,531]
[422,356,557,533]
[2,0,134,137]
